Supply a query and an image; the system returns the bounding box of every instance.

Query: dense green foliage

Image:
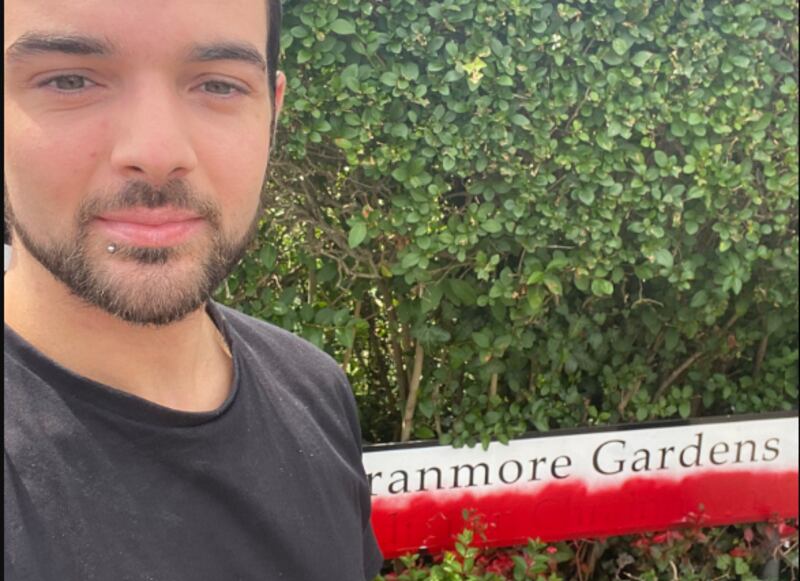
[220,0,797,444]
[217,0,798,576]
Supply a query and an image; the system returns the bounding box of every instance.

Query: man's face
[4,0,284,325]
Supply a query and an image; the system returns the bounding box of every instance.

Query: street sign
[364,413,798,558]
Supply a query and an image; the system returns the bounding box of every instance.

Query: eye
[200,80,247,97]
[39,74,97,92]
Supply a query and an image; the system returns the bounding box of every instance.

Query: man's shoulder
[211,301,344,380]
[211,301,362,445]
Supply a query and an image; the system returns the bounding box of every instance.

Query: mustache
[77,179,221,227]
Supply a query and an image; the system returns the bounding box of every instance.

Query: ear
[273,71,286,121]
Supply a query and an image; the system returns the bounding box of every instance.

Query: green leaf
[687,185,705,199]
[472,331,491,349]
[259,245,277,269]
[687,112,704,126]
[654,249,674,269]
[447,279,478,305]
[401,251,420,269]
[770,58,794,74]
[330,19,356,35]
[543,275,563,297]
[511,113,530,127]
[414,425,436,439]
[578,189,595,205]
[482,219,503,234]
[665,328,679,351]
[532,416,549,432]
[334,137,352,150]
[391,165,408,181]
[631,50,653,67]
[667,184,685,198]
[733,557,748,575]
[485,411,501,424]
[340,63,359,88]
[297,49,312,64]
[679,401,691,419]
[527,288,544,314]
[401,62,420,80]
[527,272,544,284]
[591,279,614,297]
[513,555,528,578]
[654,150,668,167]
[612,38,631,56]
[417,399,436,418]
[731,55,750,68]
[348,222,367,248]
[379,71,398,86]
[421,285,444,314]
[690,290,708,308]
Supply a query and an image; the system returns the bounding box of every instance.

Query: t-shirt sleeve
[331,367,385,579]
[362,519,384,579]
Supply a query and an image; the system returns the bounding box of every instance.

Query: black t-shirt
[4,302,383,580]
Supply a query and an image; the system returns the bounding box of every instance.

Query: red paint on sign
[371,469,798,558]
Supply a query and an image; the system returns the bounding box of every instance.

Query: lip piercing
[107,244,117,254]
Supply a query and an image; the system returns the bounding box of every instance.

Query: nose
[110,77,198,185]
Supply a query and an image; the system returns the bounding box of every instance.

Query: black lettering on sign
[709,442,729,465]
[551,455,572,479]
[389,470,409,494]
[417,467,443,492]
[451,463,491,488]
[658,446,675,469]
[368,471,383,496]
[593,439,625,475]
[631,448,651,472]
[679,433,704,468]
[734,440,757,463]
[499,460,523,484]
[528,457,547,481]
[763,438,780,461]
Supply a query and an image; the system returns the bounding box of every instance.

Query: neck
[4,249,233,412]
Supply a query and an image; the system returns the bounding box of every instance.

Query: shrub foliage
[220,0,797,444]
[217,0,797,574]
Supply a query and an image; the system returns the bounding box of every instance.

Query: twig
[341,300,362,372]
[618,376,644,416]
[753,334,769,377]
[400,341,425,442]
[647,330,665,364]
[583,541,605,580]
[432,382,443,439]
[654,351,705,401]
[306,224,317,303]
[378,280,409,407]
[551,86,592,138]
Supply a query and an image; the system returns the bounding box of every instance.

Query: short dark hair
[266,0,282,102]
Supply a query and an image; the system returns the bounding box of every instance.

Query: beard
[6,179,262,326]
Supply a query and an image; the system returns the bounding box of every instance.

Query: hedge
[216,0,798,577]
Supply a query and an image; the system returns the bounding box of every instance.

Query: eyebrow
[5,32,114,61]
[5,32,266,72]
[187,42,266,72]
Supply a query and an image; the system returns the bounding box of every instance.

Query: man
[4,0,383,579]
